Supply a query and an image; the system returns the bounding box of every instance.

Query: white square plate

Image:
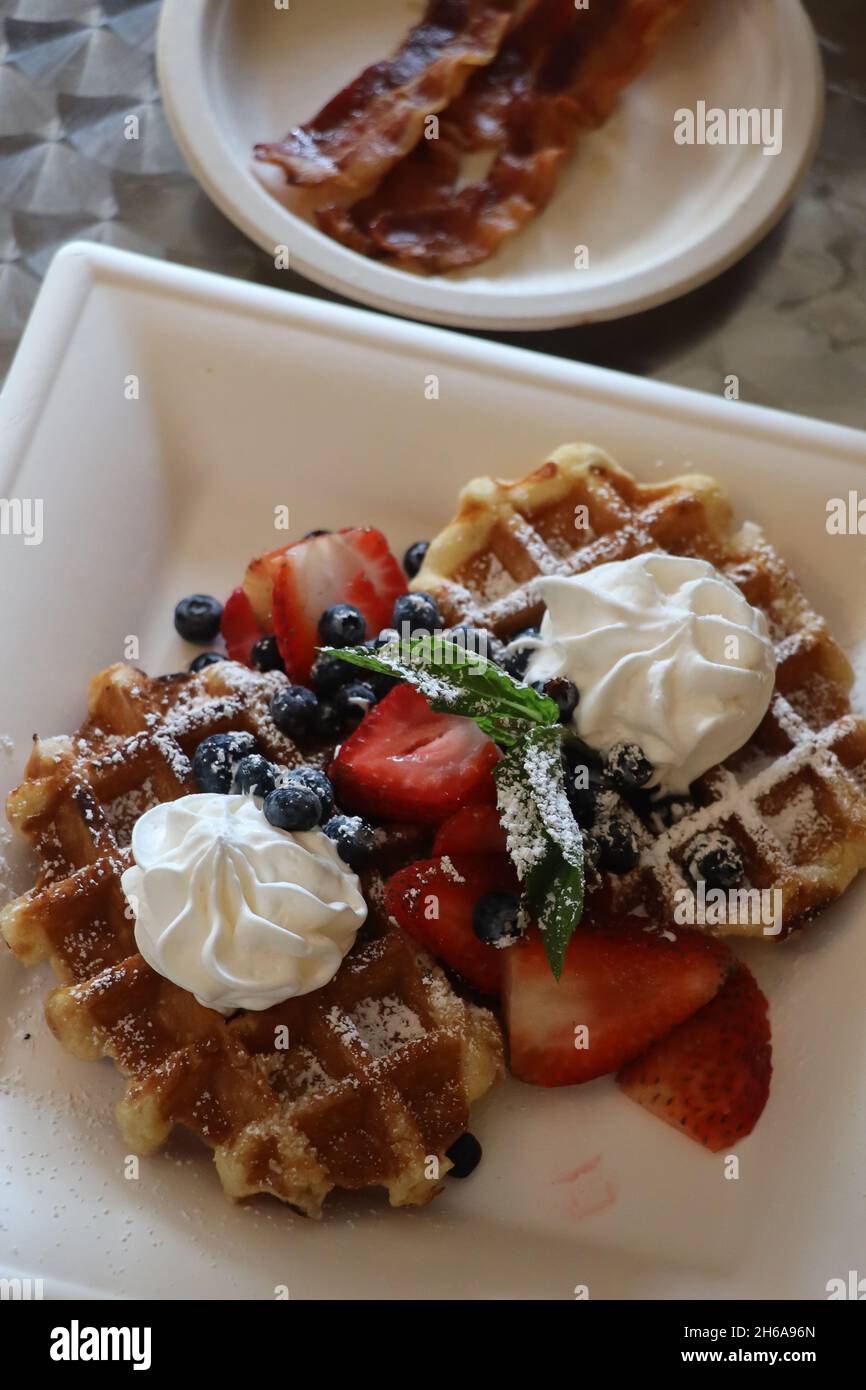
[1,243,865,1301]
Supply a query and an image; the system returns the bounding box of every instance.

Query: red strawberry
[271,527,404,681]
[221,586,265,666]
[617,963,771,1151]
[242,542,293,628]
[384,854,519,994]
[330,685,500,823]
[433,804,507,858]
[503,920,733,1087]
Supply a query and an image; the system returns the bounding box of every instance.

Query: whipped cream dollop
[121,794,367,1012]
[523,552,776,793]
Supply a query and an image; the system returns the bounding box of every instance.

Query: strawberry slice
[384,854,519,995]
[433,804,507,857]
[272,527,404,681]
[617,963,771,1151]
[242,542,293,629]
[330,684,500,823]
[221,586,265,666]
[503,920,733,1087]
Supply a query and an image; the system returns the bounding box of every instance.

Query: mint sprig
[321,634,585,977]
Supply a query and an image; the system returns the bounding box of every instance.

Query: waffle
[414,444,866,936]
[1,660,503,1216]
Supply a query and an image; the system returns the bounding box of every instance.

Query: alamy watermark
[0,497,43,546]
[674,101,783,158]
[674,882,782,936]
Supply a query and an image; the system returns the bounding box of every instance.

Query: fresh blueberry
[263,784,321,832]
[566,763,604,826]
[310,651,357,696]
[188,651,227,673]
[606,742,654,792]
[595,818,640,874]
[543,677,579,723]
[472,890,523,947]
[232,754,278,798]
[323,814,376,868]
[174,594,223,644]
[251,634,285,673]
[311,700,342,740]
[284,767,335,821]
[445,1132,482,1179]
[391,591,441,635]
[318,603,366,648]
[685,833,744,890]
[192,732,257,794]
[501,627,540,681]
[334,680,378,727]
[403,540,429,579]
[270,684,317,738]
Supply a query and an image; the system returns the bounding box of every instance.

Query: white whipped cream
[523,553,776,793]
[121,794,367,1012]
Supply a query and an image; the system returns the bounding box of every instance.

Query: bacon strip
[254,0,540,202]
[319,0,693,273]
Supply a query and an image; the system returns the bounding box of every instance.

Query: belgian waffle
[1,660,503,1216]
[413,445,866,936]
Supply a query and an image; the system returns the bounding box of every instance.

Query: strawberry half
[271,527,404,681]
[617,963,771,1151]
[384,854,519,995]
[503,920,733,1087]
[330,684,500,823]
[221,586,265,666]
[432,804,508,858]
[242,542,293,629]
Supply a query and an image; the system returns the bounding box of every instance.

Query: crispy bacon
[318,0,693,273]
[254,0,540,201]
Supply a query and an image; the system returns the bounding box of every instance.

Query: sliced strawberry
[617,963,771,1151]
[330,684,500,823]
[242,542,293,628]
[221,586,264,666]
[503,920,733,1087]
[271,527,404,681]
[433,804,507,858]
[384,854,519,994]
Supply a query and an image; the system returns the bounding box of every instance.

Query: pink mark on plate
[553,1154,616,1222]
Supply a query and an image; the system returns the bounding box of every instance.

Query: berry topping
[192,732,258,794]
[504,919,733,1086]
[684,832,745,890]
[472,890,523,947]
[403,540,429,578]
[232,754,279,798]
[264,784,321,832]
[618,963,771,1151]
[565,764,604,826]
[174,594,223,644]
[606,741,654,791]
[270,684,318,738]
[501,627,540,681]
[310,651,358,696]
[250,634,286,673]
[445,1132,482,1179]
[543,676,579,723]
[360,640,401,697]
[285,767,335,821]
[432,804,508,858]
[391,591,442,634]
[311,701,342,740]
[323,814,376,868]
[334,680,378,727]
[448,624,501,664]
[188,651,227,673]
[221,586,264,666]
[318,602,367,647]
[595,818,640,874]
[330,684,499,824]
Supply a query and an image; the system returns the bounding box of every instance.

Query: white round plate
[157,0,823,331]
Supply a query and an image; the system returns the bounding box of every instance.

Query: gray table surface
[0,0,863,429]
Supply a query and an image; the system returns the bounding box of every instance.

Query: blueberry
[270,684,317,738]
[448,625,500,665]
[174,594,223,644]
[311,700,342,740]
[318,603,366,647]
[310,652,357,696]
[284,767,335,821]
[472,890,522,947]
[232,754,278,798]
[251,634,285,673]
[685,833,744,890]
[595,818,640,875]
[188,651,227,673]
[192,732,257,794]
[403,540,429,579]
[264,784,321,832]
[334,680,377,727]
[501,627,540,681]
[543,677,579,723]
[323,814,376,868]
[391,591,441,635]
[445,1132,482,1179]
[566,764,604,826]
[606,742,654,792]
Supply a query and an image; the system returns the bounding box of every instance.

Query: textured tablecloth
[1,0,864,428]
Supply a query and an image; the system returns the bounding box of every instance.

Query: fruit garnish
[432,804,508,857]
[330,684,499,824]
[503,919,733,1087]
[221,586,265,665]
[617,962,771,1150]
[384,854,520,995]
[174,593,223,644]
